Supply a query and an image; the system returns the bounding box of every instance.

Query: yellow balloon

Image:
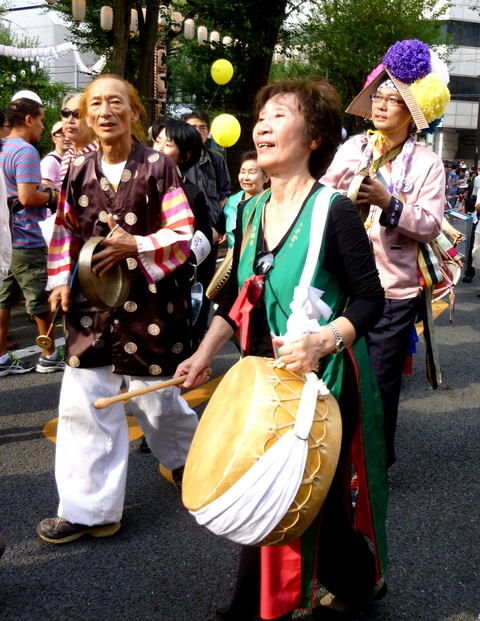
[211,59,234,85]
[211,114,241,148]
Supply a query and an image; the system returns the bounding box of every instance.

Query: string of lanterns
[97,3,233,49]
[0,41,107,75]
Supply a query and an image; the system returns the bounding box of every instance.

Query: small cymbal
[36,335,53,349]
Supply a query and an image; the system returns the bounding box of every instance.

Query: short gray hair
[62,92,82,108]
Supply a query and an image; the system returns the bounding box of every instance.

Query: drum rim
[433,259,461,302]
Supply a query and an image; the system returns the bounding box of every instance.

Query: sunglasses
[254,251,274,276]
[61,109,79,119]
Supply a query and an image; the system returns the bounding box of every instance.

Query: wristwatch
[327,323,344,354]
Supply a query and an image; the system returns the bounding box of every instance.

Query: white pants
[472,232,480,269]
[55,366,198,525]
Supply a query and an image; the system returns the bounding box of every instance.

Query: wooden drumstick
[36,262,79,349]
[35,303,63,350]
[93,367,212,409]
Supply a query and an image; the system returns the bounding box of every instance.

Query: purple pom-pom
[382,40,431,84]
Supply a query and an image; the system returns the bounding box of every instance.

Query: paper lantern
[172,11,184,23]
[157,48,166,67]
[198,26,207,46]
[211,59,234,85]
[157,75,166,93]
[184,18,195,40]
[100,6,113,31]
[72,0,86,22]
[130,9,138,34]
[210,30,220,50]
[223,36,232,46]
[158,5,168,27]
[211,114,241,148]
[171,22,182,33]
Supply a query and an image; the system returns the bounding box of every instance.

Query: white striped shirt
[60,140,98,185]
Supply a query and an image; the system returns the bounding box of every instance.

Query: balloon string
[206,85,220,112]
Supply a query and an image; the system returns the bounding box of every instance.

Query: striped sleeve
[47,181,82,290]
[135,185,194,283]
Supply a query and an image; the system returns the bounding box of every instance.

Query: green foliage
[46,0,112,57]
[46,0,291,114]
[0,28,70,156]
[292,0,451,132]
[167,0,291,113]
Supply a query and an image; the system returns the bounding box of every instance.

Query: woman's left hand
[273,330,336,374]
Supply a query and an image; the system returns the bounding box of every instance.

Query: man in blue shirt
[0,97,64,376]
[447,162,461,208]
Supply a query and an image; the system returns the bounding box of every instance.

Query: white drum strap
[190,373,330,545]
[190,187,336,544]
[284,186,336,344]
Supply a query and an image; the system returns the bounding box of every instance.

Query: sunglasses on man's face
[61,109,79,119]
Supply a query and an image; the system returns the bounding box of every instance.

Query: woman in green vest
[175,79,388,621]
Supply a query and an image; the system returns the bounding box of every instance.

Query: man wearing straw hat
[37,75,198,544]
[322,39,450,468]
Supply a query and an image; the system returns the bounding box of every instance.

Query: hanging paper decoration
[100,6,113,32]
[130,9,139,35]
[72,0,86,23]
[198,26,208,46]
[0,41,106,75]
[210,30,220,50]
[184,19,195,41]
[158,5,168,27]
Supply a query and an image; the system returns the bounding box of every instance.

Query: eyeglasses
[61,109,79,119]
[370,94,406,107]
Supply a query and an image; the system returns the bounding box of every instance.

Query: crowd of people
[0,37,474,619]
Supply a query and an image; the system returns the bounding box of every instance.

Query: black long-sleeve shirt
[216,183,384,354]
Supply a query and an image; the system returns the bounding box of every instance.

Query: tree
[0,27,70,156]
[296,0,450,132]
[48,0,298,121]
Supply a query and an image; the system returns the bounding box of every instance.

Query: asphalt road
[1,231,479,621]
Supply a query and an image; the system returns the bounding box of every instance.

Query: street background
[0,223,479,621]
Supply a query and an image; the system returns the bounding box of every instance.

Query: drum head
[183,356,342,546]
[78,236,130,311]
[433,259,461,302]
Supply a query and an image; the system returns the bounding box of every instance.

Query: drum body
[182,356,342,546]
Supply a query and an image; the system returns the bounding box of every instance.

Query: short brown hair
[79,74,148,143]
[7,98,43,128]
[254,79,343,177]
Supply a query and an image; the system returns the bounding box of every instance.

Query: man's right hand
[174,352,213,389]
[49,285,71,314]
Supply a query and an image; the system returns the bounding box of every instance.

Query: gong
[78,236,130,311]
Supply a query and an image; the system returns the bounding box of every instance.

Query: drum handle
[93,367,212,409]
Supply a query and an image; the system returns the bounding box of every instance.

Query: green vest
[238,185,388,584]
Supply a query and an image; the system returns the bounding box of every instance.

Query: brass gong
[78,236,130,311]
